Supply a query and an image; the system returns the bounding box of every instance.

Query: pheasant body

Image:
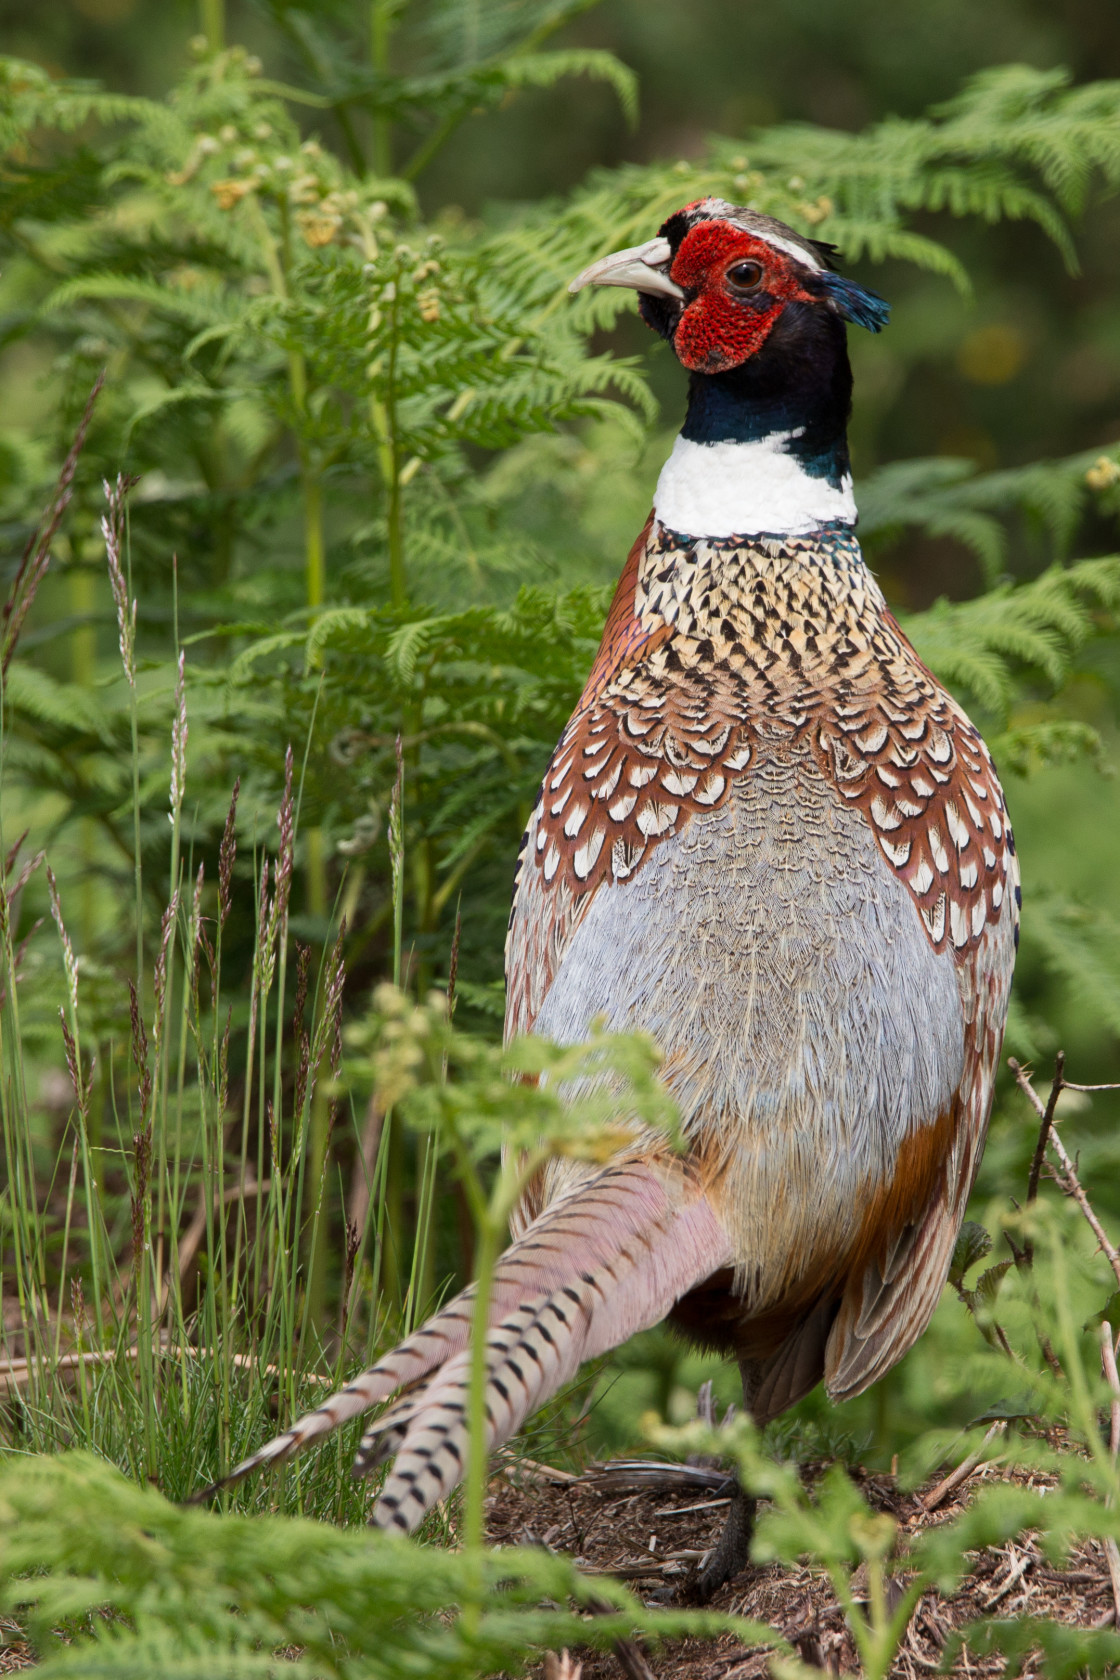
[511,507,1016,1415]
[216,199,1019,1579]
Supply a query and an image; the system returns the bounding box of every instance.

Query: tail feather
[349,1307,543,1482]
[354,1417,412,1476]
[372,1191,732,1531]
[205,1157,729,1509]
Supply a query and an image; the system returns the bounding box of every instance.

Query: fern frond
[902,557,1120,721]
[862,449,1115,584]
[2,666,112,740]
[1024,891,1120,1037]
[988,720,1103,776]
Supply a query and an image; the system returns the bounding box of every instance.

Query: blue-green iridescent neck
[679,299,854,491]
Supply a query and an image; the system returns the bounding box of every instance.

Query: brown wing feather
[813,607,1018,960]
[809,619,1021,1389]
[824,910,1017,1398]
[506,517,748,1036]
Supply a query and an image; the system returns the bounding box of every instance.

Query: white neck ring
[652,433,856,539]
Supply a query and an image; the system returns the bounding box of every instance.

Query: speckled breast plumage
[506,515,1019,1404]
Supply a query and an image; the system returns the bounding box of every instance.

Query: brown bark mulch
[488,1443,1115,1680]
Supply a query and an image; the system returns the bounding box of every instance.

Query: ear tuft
[817,273,890,333]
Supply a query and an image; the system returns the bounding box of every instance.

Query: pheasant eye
[726,260,764,294]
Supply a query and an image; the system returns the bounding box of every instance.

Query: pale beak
[567,235,685,300]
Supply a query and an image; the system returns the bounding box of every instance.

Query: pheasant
[215,199,1019,1598]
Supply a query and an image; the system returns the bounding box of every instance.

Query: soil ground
[488,1444,1116,1680]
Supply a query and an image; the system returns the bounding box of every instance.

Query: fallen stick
[0,1347,141,1390]
[0,1344,333,1392]
[497,1451,578,1486]
[921,1421,1007,1512]
[652,1497,732,1518]
[586,1597,658,1680]
[611,1638,657,1680]
[584,1459,733,1496]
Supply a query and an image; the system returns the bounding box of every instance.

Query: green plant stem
[305,1095,331,1325]
[0,903,43,1377]
[463,1212,496,1575]
[68,565,97,945]
[230,852,266,1335]
[304,473,324,610]
[168,897,195,1391]
[387,467,405,608]
[67,562,106,1229]
[402,110,467,183]
[198,953,223,1453]
[366,260,417,1315]
[82,1057,109,1349]
[405,1130,438,1331]
[273,188,331,1327]
[199,0,224,52]
[1048,1224,1113,1481]
[370,0,394,176]
[460,1190,496,1638]
[369,255,406,610]
[828,1560,925,1680]
[53,1144,80,1367]
[301,733,331,1325]
[375,746,406,1313]
[127,698,143,994]
[451,1128,541,1640]
[136,1154,156,1483]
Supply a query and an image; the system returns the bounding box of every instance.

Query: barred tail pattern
[367,1189,732,1531]
[204,1156,729,1506]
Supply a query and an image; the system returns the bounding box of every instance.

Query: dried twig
[1104,1514,1120,1624]
[611,1637,657,1680]
[497,1452,578,1488]
[583,1460,733,1497]
[1099,1321,1120,1631]
[0,1348,143,1391]
[1025,1051,1066,1206]
[1009,1058,1120,1294]
[584,1595,659,1680]
[1017,1051,1120,1630]
[0,1342,333,1392]
[1103,1322,1120,1462]
[921,1421,1007,1512]
[980,1543,1032,1609]
[346,1088,385,1245]
[652,1497,733,1518]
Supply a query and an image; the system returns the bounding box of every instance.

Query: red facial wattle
[668,221,815,375]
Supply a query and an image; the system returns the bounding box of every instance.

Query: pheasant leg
[686,1484,757,1604]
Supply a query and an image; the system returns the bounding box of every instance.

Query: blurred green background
[11,0,1120,570]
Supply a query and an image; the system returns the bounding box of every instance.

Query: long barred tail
[198,1156,731,1530]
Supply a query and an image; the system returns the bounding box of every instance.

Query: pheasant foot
[680,1483,756,1605]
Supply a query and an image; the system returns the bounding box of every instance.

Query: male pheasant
[217,200,1019,1596]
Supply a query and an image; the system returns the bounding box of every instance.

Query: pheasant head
[570,197,889,372]
[570,199,891,539]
